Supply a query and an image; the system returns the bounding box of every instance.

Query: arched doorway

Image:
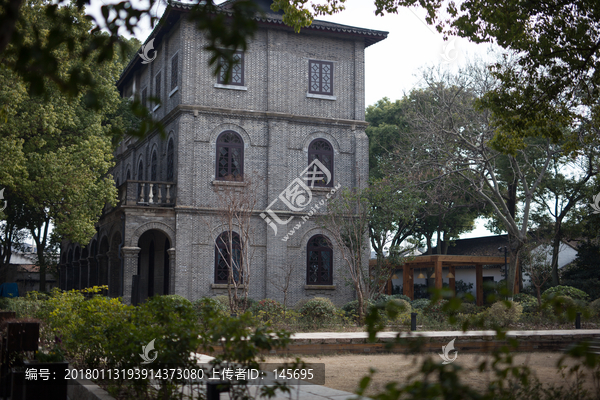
[136,229,171,302]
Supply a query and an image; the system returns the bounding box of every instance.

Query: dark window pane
[216,131,244,180]
[306,235,332,285]
[215,232,243,284]
[171,54,178,90]
[308,139,334,187]
[167,138,174,181]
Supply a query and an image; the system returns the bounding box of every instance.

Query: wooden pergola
[378,255,517,306]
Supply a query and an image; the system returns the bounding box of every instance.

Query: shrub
[542,295,581,322]
[423,299,450,322]
[161,294,191,305]
[391,294,411,303]
[342,299,371,321]
[390,299,411,316]
[513,293,538,313]
[210,294,255,313]
[411,298,431,310]
[458,302,480,314]
[485,301,523,327]
[194,297,229,323]
[249,299,286,323]
[541,285,589,302]
[298,297,338,328]
[589,298,600,318]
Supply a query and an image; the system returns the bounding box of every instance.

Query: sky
[87,0,498,239]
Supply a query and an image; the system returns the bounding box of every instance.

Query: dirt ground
[263,352,599,396]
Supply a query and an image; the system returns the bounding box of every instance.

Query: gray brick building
[59,0,387,306]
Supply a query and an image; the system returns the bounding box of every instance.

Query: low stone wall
[260,330,600,356]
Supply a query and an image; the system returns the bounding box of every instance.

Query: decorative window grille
[218,52,244,86]
[308,60,333,95]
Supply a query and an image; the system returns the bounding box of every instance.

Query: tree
[366,97,483,258]
[0,1,129,290]
[530,144,600,285]
[521,242,553,307]
[202,174,261,315]
[267,262,298,312]
[277,0,600,151]
[387,64,567,295]
[319,186,372,323]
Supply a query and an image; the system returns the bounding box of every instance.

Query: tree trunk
[36,243,46,293]
[551,227,561,286]
[356,281,365,325]
[506,238,523,296]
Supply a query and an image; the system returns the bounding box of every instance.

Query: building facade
[59,0,387,305]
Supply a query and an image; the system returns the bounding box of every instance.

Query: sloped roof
[431,235,510,257]
[118,0,387,88]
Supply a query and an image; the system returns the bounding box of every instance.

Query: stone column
[79,258,89,289]
[167,248,176,295]
[88,256,98,287]
[121,247,141,304]
[72,261,81,290]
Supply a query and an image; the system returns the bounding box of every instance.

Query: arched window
[137,160,144,181]
[308,139,333,187]
[137,159,144,200]
[126,168,131,181]
[166,138,174,181]
[215,232,242,284]
[151,150,157,181]
[216,131,243,180]
[307,235,332,285]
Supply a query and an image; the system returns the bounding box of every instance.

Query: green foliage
[562,242,600,301]
[298,297,339,328]
[249,298,285,322]
[410,298,431,310]
[542,295,584,323]
[455,279,474,295]
[589,299,600,318]
[193,297,229,324]
[391,294,411,302]
[458,302,481,315]
[195,300,292,400]
[484,301,523,328]
[542,285,589,302]
[513,293,538,313]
